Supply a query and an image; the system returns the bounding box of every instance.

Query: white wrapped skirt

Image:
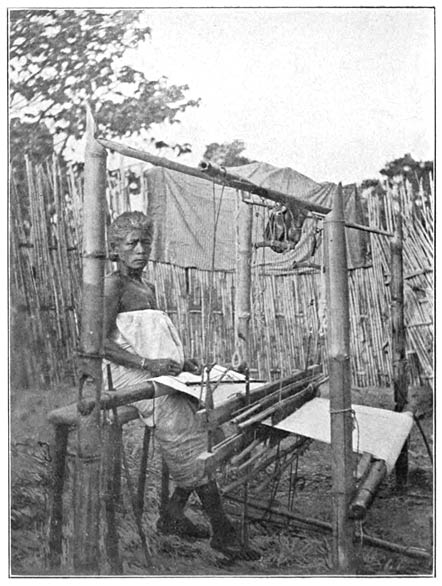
[104,309,208,488]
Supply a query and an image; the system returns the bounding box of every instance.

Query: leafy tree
[361,154,433,196]
[9,9,200,164]
[203,139,253,167]
[380,153,433,194]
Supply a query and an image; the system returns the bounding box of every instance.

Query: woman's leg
[157,486,210,539]
[195,480,260,560]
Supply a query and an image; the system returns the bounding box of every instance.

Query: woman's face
[116,229,152,270]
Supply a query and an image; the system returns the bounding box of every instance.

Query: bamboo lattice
[10,158,433,390]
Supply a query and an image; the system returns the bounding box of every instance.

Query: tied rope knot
[329,406,361,477]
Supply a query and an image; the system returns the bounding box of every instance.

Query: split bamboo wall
[10,157,433,391]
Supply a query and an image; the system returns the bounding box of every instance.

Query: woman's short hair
[108,211,153,260]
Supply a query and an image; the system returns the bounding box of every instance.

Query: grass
[10,383,434,576]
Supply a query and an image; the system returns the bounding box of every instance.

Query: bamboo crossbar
[197,367,321,429]
[225,495,432,561]
[349,459,387,520]
[199,160,331,215]
[97,136,330,214]
[200,160,395,237]
[97,135,390,234]
[48,382,155,425]
[231,373,322,424]
[97,136,209,181]
[237,383,319,430]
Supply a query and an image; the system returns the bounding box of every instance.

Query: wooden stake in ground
[323,183,356,574]
[73,106,107,574]
[391,183,408,487]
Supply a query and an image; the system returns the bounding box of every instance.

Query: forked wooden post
[390,183,408,487]
[323,183,356,573]
[233,194,253,369]
[73,105,107,574]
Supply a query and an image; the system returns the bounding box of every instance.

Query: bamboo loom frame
[73,107,107,573]
[323,184,356,572]
[93,137,366,573]
[42,130,419,575]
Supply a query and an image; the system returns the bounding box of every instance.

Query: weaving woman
[103,211,259,560]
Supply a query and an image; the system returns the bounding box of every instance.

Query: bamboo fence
[9,158,433,391]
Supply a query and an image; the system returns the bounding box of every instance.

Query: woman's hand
[182,358,201,375]
[142,358,182,377]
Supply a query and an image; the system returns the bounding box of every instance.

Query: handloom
[46,110,420,574]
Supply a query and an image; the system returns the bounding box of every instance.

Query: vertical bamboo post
[391,182,408,487]
[233,194,253,369]
[323,183,356,574]
[234,197,252,548]
[136,427,151,519]
[48,423,69,568]
[73,105,107,574]
[103,420,123,574]
[160,458,170,519]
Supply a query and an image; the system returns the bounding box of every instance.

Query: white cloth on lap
[103,309,208,488]
[103,308,184,393]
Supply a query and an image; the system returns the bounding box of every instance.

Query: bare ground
[10,382,433,576]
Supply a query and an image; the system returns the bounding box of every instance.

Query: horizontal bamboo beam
[349,460,387,520]
[237,383,318,430]
[225,495,432,561]
[48,404,139,428]
[97,137,208,181]
[231,375,323,426]
[344,221,393,238]
[48,382,155,425]
[404,267,433,280]
[196,367,322,429]
[97,136,329,214]
[97,137,393,238]
[199,160,330,215]
[200,161,395,238]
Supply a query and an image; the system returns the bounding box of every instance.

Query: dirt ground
[10,381,433,576]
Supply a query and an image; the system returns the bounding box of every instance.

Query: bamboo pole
[98,136,398,236]
[136,427,151,520]
[391,184,408,488]
[199,159,331,216]
[225,495,432,561]
[73,105,107,574]
[48,423,69,568]
[102,419,123,574]
[323,183,356,573]
[233,194,253,369]
[160,459,170,521]
[349,460,387,520]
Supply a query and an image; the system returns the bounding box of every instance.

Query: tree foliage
[203,139,253,167]
[361,153,433,197]
[9,9,200,163]
[379,153,433,194]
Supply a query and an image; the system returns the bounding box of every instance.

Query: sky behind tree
[126,6,434,184]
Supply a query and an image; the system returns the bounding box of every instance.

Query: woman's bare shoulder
[142,276,156,291]
[104,271,124,297]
